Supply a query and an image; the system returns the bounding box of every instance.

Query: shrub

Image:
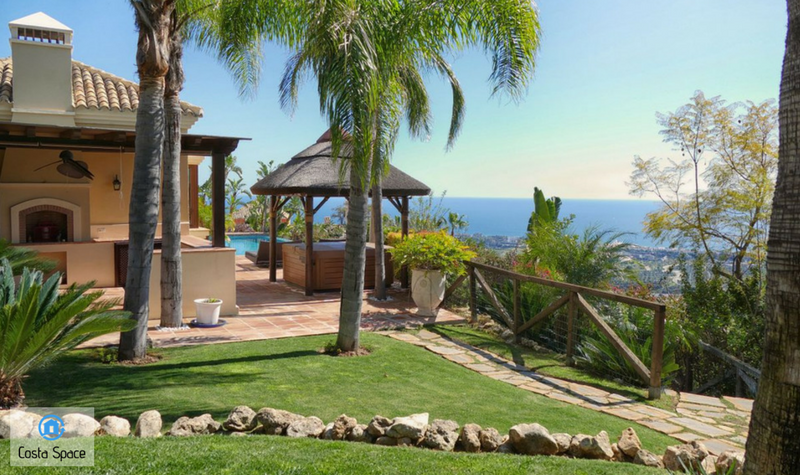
[389,232,476,276]
[0,259,135,408]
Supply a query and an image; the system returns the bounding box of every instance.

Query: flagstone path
[386,329,752,456]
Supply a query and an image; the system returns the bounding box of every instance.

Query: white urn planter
[194,298,223,324]
[411,269,446,317]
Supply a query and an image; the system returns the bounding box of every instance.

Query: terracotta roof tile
[0,58,13,104]
[0,57,202,117]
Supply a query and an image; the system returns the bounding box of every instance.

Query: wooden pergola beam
[303,195,314,296]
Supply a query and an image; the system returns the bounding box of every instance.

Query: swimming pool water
[227,234,287,256]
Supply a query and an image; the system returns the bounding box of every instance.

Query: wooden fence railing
[442,260,668,399]
[695,341,761,397]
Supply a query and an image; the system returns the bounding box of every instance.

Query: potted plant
[389,232,476,316]
[194,297,223,325]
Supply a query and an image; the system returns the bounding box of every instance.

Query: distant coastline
[313,196,663,248]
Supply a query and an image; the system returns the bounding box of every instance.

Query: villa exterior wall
[149,247,239,317]
[0,147,192,242]
[22,241,116,287]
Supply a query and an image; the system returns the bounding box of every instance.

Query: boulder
[716,451,745,475]
[617,427,642,458]
[321,422,335,440]
[367,415,393,437]
[223,406,258,432]
[62,413,100,438]
[497,439,517,454]
[663,441,709,472]
[509,423,558,456]
[551,433,572,455]
[286,416,325,438]
[611,443,623,462]
[99,416,130,437]
[386,413,429,439]
[633,449,664,469]
[331,414,358,441]
[346,424,373,443]
[569,432,614,460]
[375,436,397,446]
[166,414,221,436]
[423,419,460,451]
[397,437,414,447]
[256,408,302,435]
[0,410,41,439]
[479,427,504,452]
[135,410,162,438]
[703,455,719,474]
[458,423,482,452]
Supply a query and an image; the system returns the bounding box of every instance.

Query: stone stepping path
[386,329,751,455]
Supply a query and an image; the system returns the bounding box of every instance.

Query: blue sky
[0,1,786,199]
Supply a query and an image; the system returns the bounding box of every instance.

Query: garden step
[679,392,727,408]
[722,396,754,412]
[700,438,743,455]
[667,418,732,437]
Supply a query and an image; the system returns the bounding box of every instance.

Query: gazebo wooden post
[401,195,410,288]
[269,195,279,282]
[304,196,315,296]
[211,150,226,248]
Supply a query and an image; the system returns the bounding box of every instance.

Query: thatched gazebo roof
[248,131,428,295]
[250,132,431,197]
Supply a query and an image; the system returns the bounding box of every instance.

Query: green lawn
[431,324,678,411]
[7,333,676,474]
[0,436,664,474]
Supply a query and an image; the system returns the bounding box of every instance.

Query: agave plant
[0,258,134,408]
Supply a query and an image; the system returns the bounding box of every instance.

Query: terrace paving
[384,330,752,456]
[85,256,464,348]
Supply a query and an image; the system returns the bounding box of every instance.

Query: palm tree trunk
[119,76,165,360]
[337,172,369,352]
[119,0,172,361]
[372,177,387,300]
[159,26,183,328]
[744,1,800,472]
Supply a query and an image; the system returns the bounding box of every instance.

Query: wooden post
[211,151,226,248]
[649,306,667,399]
[566,291,577,366]
[269,195,278,283]
[188,164,199,229]
[400,195,410,289]
[469,265,477,322]
[304,196,314,296]
[513,279,521,340]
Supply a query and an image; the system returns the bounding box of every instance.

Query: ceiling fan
[34,150,95,180]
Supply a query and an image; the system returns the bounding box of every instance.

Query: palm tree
[447,212,468,237]
[119,0,175,360]
[0,259,134,408]
[159,8,185,328]
[121,0,297,344]
[744,1,800,472]
[280,0,540,351]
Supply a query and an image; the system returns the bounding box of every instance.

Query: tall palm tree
[159,9,185,328]
[744,1,800,473]
[280,0,540,351]
[119,0,175,360]
[122,0,299,351]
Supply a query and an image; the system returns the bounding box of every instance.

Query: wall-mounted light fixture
[113,175,121,191]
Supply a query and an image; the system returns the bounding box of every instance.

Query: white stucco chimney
[8,12,75,126]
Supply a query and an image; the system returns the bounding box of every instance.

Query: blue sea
[310,197,662,248]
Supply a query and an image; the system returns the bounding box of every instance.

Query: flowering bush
[389,232,476,276]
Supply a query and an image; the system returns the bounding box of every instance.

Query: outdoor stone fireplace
[10,198,82,243]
